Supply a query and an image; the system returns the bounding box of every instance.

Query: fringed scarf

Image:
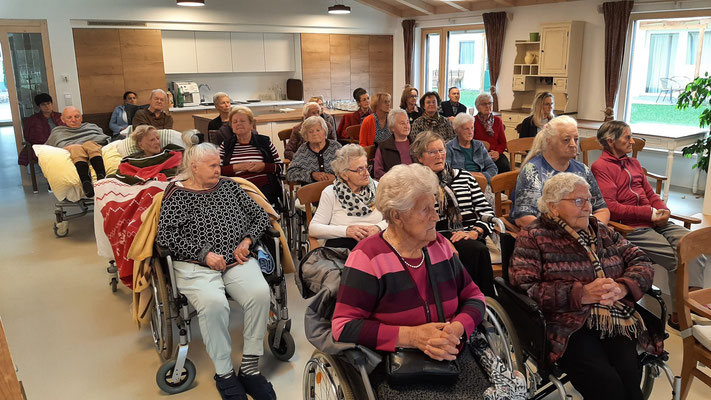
[476,113,495,137]
[551,215,645,339]
[333,177,377,217]
[437,164,464,231]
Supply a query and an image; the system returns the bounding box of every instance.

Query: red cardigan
[473,115,507,154]
[337,109,370,139]
[591,150,667,228]
[18,111,64,165]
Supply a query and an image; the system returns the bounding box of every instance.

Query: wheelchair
[296,246,522,400]
[485,233,682,400]
[148,226,295,394]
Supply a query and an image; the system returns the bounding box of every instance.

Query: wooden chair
[277,128,294,162]
[506,137,534,170]
[489,170,520,236]
[579,136,700,233]
[296,181,332,251]
[470,171,487,192]
[345,124,361,144]
[476,140,491,151]
[676,226,711,399]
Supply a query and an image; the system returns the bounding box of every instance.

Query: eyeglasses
[425,149,446,156]
[561,197,593,207]
[408,94,418,98]
[479,102,493,106]
[346,166,369,174]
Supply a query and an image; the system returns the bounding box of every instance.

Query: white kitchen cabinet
[195,32,232,73]
[162,31,198,74]
[231,32,266,72]
[264,33,295,72]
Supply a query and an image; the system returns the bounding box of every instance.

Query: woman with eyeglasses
[411,130,497,297]
[472,93,510,173]
[399,85,422,124]
[510,173,658,400]
[309,144,387,250]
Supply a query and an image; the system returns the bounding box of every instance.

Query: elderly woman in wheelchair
[156,143,276,400]
[509,172,665,400]
[329,163,493,399]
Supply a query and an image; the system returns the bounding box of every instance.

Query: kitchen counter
[195,108,351,125]
[170,100,304,112]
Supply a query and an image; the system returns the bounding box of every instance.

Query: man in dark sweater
[440,86,467,120]
[132,89,174,129]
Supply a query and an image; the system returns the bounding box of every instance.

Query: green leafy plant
[677,72,711,172]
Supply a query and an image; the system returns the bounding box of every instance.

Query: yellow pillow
[33,145,97,202]
[102,141,123,176]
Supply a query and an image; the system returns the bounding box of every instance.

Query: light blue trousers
[173,258,270,375]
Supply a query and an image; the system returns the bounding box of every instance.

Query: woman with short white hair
[511,115,610,228]
[157,142,276,400]
[285,102,337,160]
[207,92,233,132]
[445,112,498,182]
[472,92,510,173]
[309,144,387,250]
[285,116,341,184]
[373,108,413,179]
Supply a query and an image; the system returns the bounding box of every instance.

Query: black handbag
[385,248,461,385]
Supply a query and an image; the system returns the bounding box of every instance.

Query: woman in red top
[337,88,371,139]
[18,93,63,166]
[359,92,392,147]
[473,93,510,173]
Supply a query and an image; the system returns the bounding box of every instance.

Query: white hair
[300,116,328,141]
[387,108,408,131]
[178,142,220,181]
[537,172,589,214]
[213,92,230,104]
[475,92,493,107]
[522,115,578,166]
[150,88,167,99]
[302,101,321,117]
[452,112,474,132]
[331,144,367,177]
[376,163,439,223]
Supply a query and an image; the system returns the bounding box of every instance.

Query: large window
[623,16,711,126]
[420,26,489,109]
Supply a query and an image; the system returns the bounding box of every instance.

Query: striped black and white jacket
[436,168,496,237]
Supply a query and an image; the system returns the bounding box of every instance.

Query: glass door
[422,31,441,93]
[8,32,50,122]
[0,44,10,124]
[445,29,488,109]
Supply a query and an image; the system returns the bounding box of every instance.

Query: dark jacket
[518,115,538,138]
[510,215,661,363]
[220,130,280,199]
[440,101,467,118]
[373,135,410,179]
[18,111,63,165]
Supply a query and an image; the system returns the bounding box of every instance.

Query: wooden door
[539,24,570,77]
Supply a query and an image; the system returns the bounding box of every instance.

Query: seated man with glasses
[592,120,707,329]
[309,144,387,250]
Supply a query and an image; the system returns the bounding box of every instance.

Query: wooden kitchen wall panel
[76,75,125,115]
[73,28,124,114]
[369,35,393,95]
[301,33,331,100]
[350,35,370,93]
[329,35,351,100]
[119,29,166,102]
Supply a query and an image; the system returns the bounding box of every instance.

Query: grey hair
[178,142,220,181]
[596,120,630,150]
[131,124,157,146]
[375,163,439,224]
[331,144,367,177]
[150,88,167,99]
[213,92,230,104]
[387,108,408,131]
[475,92,493,107]
[300,115,328,141]
[522,115,578,166]
[410,130,444,161]
[302,101,321,117]
[452,112,474,132]
[537,172,589,214]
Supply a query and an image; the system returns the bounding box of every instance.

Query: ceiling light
[328,4,351,14]
[177,0,205,6]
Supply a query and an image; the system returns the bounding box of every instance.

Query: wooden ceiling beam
[352,0,404,17]
[438,1,469,12]
[493,0,515,6]
[394,0,437,15]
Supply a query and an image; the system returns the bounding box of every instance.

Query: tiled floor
[0,126,708,399]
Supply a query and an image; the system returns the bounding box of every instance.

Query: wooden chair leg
[29,161,38,194]
[680,343,696,400]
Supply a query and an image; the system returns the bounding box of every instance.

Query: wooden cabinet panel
[161,31,197,74]
[350,35,370,94]
[539,24,570,76]
[172,109,207,132]
[119,29,165,103]
[330,35,351,100]
[231,32,266,72]
[195,32,232,73]
[73,29,124,114]
[264,33,295,71]
[369,35,393,95]
[302,33,331,100]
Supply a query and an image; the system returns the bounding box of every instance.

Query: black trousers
[558,326,643,400]
[494,153,511,173]
[324,237,358,250]
[439,232,494,298]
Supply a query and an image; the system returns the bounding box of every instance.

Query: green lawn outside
[629,103,703,127]
[459,89,481,109]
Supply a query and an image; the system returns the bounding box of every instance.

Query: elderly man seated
[45,106,110,197]
[132,89,173,130]
[591,120,707,328]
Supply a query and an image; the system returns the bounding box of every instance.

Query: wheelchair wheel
[484,296,526,377]
[640,363,657,399]
[53,221,68,237]
[150,262,174,361]
[156,358,196,394]
[303,351,364,400]
[268,328,295,361]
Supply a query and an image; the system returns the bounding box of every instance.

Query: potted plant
[677,72,711,172]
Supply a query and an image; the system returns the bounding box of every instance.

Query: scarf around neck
[549,214,645,339]
[437,164,463,231]
[333,177,377,217]
[476,113,495,137]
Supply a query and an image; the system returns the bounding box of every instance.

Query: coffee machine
[170,81,200,107]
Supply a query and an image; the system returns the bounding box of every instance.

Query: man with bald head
[45,106,109,197]
[132,89,173,129]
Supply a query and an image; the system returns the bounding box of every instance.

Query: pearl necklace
[384,230,425,269]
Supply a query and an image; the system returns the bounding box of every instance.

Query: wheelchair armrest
[494,277,542,315]
[264,227,280,239]
[155,244,172,259]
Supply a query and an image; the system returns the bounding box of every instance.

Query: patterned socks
[239,354,260,376]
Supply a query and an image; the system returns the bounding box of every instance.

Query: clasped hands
[311,171,335,182]
[404,321,464,361]
[345,225,380,241]
[234,162,266,173]
[581,277,628,306]
[204,238,252,271]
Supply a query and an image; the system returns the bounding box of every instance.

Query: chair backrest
[631,136,645,159]
[579,136,602,166]
[506,137,534,170]
[364,145,376,162]
[296,180,332,226]
[489,170,519,217]
[345,124,361,144]
[125,103,149,124]
[278,127,293,143]
[470,171,487,192]
[477,139,491,151]
[676,226,711,329]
